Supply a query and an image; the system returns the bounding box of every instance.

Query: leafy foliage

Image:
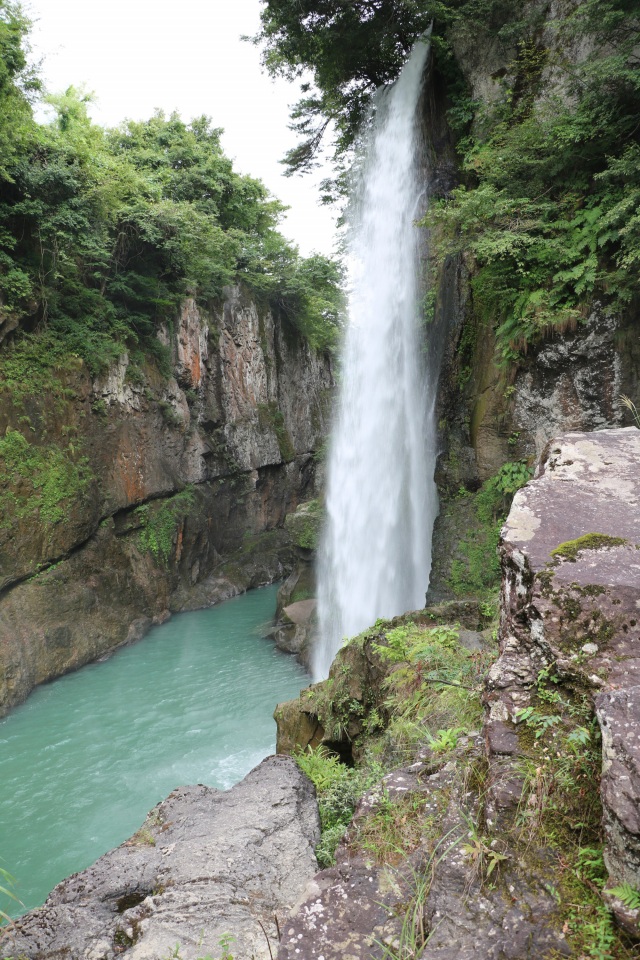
[445,462,530,600]
[256,0,639,367]
[136,488,195,565]
[252,0,529,178]
[0,0,38,182]
[605,884,640,912]
[0,428,92,531]
[295,746,372,867]
[425,0,640,362]
[0,29,343,381]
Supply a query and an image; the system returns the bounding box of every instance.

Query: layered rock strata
[0,287,332,715]
[486,427,640,928]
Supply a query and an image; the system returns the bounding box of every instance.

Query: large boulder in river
[3,755,320,960]
[487,427,640,927]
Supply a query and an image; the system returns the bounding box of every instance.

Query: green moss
[550,534,627,563]
[136,487,195,566]
[285,499,324,550]
[0,330,83,406]
[258,402,295,462]
[0,428,93,532]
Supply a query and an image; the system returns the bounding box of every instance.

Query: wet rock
[275,697,325,756]
[513,307,623,461]
[273,599,317,665]
[4,756,320,960]
[284,499,323,552]
[276,561,316,619]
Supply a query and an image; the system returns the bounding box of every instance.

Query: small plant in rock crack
[514,706,561,738]
[374,828,463,959]
[0,865,23,927]
[426,727,465,754]
[294,746,376,868]
[619,395,640,429]
[460,816,509,883]
[217,932,236,960]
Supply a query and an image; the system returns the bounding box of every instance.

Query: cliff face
[417,0,640,491]
[421,4,640,606]
[0,287,332,716]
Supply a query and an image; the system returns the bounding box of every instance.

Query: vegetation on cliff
[255,0,640,361]
[289,610,640,958]
[0,0,344,387]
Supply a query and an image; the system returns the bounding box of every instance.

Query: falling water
[314,38,439,680]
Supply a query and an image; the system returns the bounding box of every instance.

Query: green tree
[0,0,38,182]
[252,0,527,176]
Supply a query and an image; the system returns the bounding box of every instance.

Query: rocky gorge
[4,426,639,959]
[1,0,640,956]
[0,287,332,716]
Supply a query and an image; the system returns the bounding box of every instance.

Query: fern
[605,883,640,911]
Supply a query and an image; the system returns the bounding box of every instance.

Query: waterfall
[314,39,439,680]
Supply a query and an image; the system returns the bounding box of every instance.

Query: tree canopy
[0,12,344,381]
[253,0,529,176]
[255,0,640,362]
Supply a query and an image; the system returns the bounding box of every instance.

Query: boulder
[3,756,320,960]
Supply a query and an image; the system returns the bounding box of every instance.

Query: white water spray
[314,39,439,680]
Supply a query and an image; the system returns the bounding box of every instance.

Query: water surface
[0,585,307,915]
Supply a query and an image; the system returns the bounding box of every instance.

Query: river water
[0,585,307,916]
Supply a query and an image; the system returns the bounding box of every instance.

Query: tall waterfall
[314,39,438,680]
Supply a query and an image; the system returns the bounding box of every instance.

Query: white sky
[24,0,338,258]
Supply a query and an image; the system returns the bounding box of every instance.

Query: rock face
[0,287,332,715]
[278,741,569,960]
[3,756,320,960]
[488,427,640,923]
[274,428,640,955]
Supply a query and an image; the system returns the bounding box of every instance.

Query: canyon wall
[0,286,332,715]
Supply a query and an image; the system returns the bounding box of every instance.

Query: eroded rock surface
[4,756,320,960]
[487,427,640,919]
[279,742,569,960]
[0,286,332,715]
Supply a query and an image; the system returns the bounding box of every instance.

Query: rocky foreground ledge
[274,427,640,956]
[2,756,319,960]
[4,428,640,959]
[488,426,640,931]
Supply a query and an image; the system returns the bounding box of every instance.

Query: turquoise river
[0,584,308,917]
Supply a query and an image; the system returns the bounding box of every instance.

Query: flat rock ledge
[3,756,320,960]
[487,427,640,927]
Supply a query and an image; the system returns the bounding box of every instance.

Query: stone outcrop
[278,739,570,960]
[486,427,640,928]
[274,428,640,954]
[0,287,332,715]
[268,504,323,666]
[3,756,320,960]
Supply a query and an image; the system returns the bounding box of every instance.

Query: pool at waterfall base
[0,584,308,917]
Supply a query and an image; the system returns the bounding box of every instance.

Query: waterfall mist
[314,39,439,680]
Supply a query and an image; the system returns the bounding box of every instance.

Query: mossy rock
[550,533,627,563]
[285,499,324,551]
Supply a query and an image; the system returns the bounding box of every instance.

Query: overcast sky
[24,0,338,258]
